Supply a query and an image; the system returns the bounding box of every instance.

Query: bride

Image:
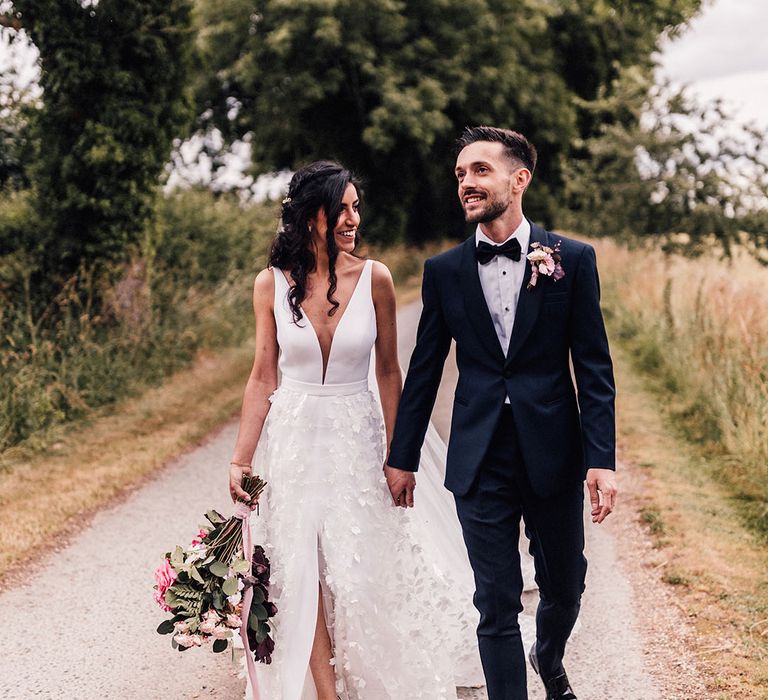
[227,160,523,699]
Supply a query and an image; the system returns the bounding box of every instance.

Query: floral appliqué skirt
[247,381,478,700]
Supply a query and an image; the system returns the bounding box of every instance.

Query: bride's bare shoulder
[252,267,275,307]
[369,258,393,283]
[368,259,395,303]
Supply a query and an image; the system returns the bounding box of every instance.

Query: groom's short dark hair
[455,126,537,174]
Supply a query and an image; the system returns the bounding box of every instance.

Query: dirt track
[2,302,668,699]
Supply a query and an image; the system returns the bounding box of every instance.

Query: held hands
[586,468,617,524]
[229,462,259,510]
[384,464,416,508]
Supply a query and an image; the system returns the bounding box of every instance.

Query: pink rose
[190,529,209,547]
[153,590,172,612]
[154,558,177,590]
[153,559,178,611]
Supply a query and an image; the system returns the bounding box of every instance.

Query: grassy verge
[0,346,253,584]
[597,239,768,697]
[591,237,768,536]
[0,242,436,586]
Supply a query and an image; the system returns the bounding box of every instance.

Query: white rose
[174,633,195,648]
[199,618,218,635]
[225,613,242,628]
[212,624,230,639]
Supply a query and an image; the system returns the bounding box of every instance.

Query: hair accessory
[282,196,291,205]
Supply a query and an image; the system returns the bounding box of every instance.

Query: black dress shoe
[528,643,577,700]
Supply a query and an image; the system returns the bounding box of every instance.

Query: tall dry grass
[591,237,768,531]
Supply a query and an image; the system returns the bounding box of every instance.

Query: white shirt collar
[475,218,531,252]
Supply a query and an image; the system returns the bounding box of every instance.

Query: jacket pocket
[543,392,570,406]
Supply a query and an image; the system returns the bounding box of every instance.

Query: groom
[385,126,617,700]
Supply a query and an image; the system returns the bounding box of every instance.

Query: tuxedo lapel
[459,236,506,364]
[504,222,547,367]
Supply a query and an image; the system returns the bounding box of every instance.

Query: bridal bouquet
[153,475,277,666]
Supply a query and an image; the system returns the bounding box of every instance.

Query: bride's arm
[371,261,402,455]
[372,261,416,507]
[228,269,279,504]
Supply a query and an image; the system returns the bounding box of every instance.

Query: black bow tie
[476,238,522,265]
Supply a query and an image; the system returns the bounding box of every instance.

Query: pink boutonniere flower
[526,241,565,290]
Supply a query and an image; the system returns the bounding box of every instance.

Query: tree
[2,0,196,279]
[0,25,37,190]
[193,0,702,243]
[561,74,768,254]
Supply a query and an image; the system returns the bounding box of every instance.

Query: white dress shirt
[476,219,530,404]
[475,218,531,355]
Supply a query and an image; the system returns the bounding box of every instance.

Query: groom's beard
[463,194,510,224]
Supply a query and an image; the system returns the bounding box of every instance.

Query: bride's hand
[383,464,416,508]
[229,463,254,504]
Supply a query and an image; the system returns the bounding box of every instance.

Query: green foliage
[221,576,239,597]
[208,561,229,577]
[8,0,196,280]
[0,187,37,255]
[0,67,35,191]
[0,191,275,453]
[194,0,701,243]
[153,188,273,288]
[156,619,176,635]
[562,75,768,251]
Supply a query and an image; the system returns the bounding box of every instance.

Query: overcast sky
[657,0,768,127]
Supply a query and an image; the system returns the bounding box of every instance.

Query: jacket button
[503,368,512,379]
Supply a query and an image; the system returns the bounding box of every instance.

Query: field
[592,237,768,535]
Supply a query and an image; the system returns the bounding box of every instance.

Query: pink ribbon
[233,502,260,700]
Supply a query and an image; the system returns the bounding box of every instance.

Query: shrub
[0,191,276,454]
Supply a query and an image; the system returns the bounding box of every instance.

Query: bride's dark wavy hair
[269,160,361,323]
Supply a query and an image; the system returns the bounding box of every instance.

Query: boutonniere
[526,241,565,290]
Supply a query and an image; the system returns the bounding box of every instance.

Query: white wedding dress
[246,260,528,699]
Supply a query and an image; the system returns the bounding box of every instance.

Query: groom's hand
[384,465,416,508]
[586,468,617,524]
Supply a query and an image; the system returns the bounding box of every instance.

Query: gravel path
[3,302,663,699]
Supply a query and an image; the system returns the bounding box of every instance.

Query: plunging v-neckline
[282,261,369,384]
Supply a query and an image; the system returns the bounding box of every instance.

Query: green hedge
[0,189,277,454]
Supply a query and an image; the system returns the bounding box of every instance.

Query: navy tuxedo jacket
[388,223,616,498]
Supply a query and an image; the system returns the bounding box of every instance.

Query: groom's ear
[511,167,532,194]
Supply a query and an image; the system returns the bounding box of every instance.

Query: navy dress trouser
[454,406,588,700]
